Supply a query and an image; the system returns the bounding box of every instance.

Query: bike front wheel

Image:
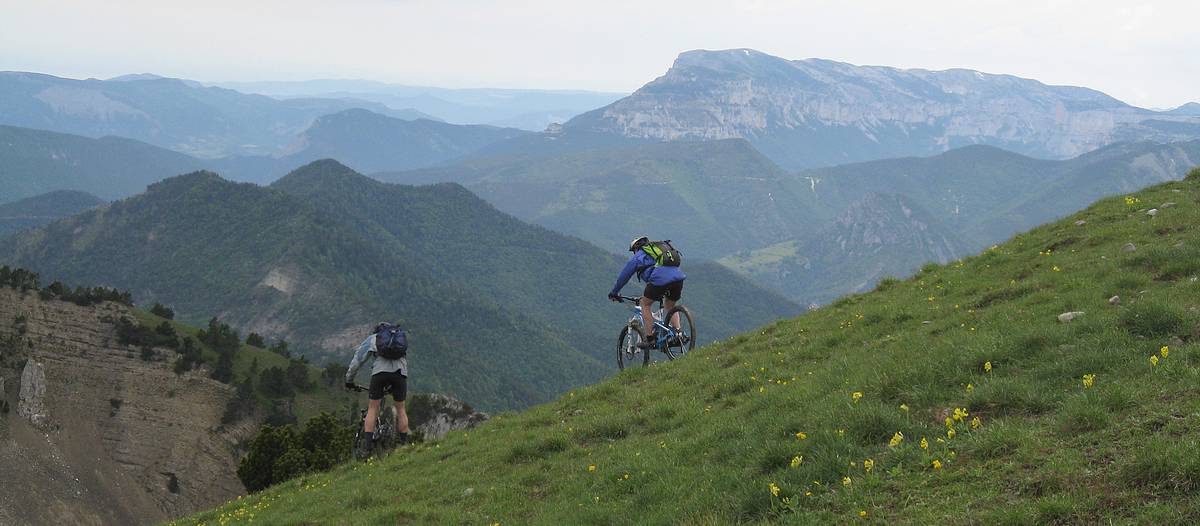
[617,325,650,370]
[662,305,696,359]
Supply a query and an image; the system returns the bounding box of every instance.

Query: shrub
[1186,167,1200,182]
[236,413,352,492]
[210,350,234,384]
[150,303,175,320]
[222,378,257,425]
[245,332,265,348]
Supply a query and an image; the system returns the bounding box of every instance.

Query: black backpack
[374,323,408,360]
[642,240,682,267]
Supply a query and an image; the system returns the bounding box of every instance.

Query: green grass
[177,179,1200,524]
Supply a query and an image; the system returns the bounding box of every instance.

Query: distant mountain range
[722,140,1200,303]
[211,79,626,131]
[0,160,799,410]
[384,136,1200,305]
[266,109,529,177]
[0,125,206,202]
[381,139,828,259]
[561,49,1200,170]
[718,194,966,305]
[0,190,104,238]
[0,112,531,200]
[0,72,433,158]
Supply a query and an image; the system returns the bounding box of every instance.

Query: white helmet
[629,236,650,252]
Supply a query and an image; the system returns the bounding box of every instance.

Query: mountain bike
[613,295,696,370]
[347,383,396,460]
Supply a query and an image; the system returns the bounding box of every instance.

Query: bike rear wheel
[352,410,370,460]
[662,305,696,359]
[617,325,650,370]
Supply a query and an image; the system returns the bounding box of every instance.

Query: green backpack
[642,240,682,267]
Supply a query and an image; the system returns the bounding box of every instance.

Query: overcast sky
[1,0,1195,108]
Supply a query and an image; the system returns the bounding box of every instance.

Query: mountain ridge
[564,48,1200,170]
[0,161,800,410]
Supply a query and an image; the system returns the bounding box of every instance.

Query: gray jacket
[345,335,407,383]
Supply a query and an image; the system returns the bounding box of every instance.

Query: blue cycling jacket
[610,251,686,296]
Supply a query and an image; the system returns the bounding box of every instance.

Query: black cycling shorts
[643,280,683,302]
[368,370,407,402]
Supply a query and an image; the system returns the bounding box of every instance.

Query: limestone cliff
[0,288,254,525]
[566,49,1200,170]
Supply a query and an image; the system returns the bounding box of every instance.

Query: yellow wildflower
[769,482,781,497]
[852,391,863,402]
[1082,374,1095,389]
[966,383,974,394]
[984,361,992,373]
[888,431,904,447]
[944,416,954,427]
[863,459,874,473]
[836,428,846,437]
[791,455,803,468]
[842,476,852,487]
[932,459,942,470]
[1150,355,1160,367]
[860,510,868,518]
[1053,266,1061,272]
[587,465,596,472]
[920,437,929,450]
[947,428,956,439]
[796,431,808,440]
[953,407,968,422]
[1161,346,1169,358]
[900,403,910,412]
[971,416,981,429]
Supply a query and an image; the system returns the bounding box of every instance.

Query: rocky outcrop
[16,359,47,427]
[567,49,1200,170]
[411,393,489,441]
[0,287,254,525]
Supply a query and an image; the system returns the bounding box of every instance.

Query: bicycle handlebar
[614,295,642,303]
[347,383,368,392]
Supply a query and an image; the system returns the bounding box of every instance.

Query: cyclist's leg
[364,398,382,433]
[365,372,387,434]
[639,296,656,337]
[665,281,684,330]
[394,374,410,434]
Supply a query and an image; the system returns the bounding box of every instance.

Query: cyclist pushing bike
[608,236,687,349]
[345,322,411,457]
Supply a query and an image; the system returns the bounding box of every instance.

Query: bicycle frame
[627,299,680,346]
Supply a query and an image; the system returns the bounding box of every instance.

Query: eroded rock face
[413,394,489,441]
[0,288,254,525]
[17,359,48,427]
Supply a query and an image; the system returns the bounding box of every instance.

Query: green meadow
[180,171,1200,525]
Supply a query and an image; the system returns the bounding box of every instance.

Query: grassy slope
[179,177,1200,525]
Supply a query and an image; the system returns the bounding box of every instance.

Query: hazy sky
[1,0,1196,108]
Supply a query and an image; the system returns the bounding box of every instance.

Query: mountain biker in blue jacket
[608,236,686,348]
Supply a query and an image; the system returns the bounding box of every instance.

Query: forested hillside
[0,161,799,410]
[380,139,830,259]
